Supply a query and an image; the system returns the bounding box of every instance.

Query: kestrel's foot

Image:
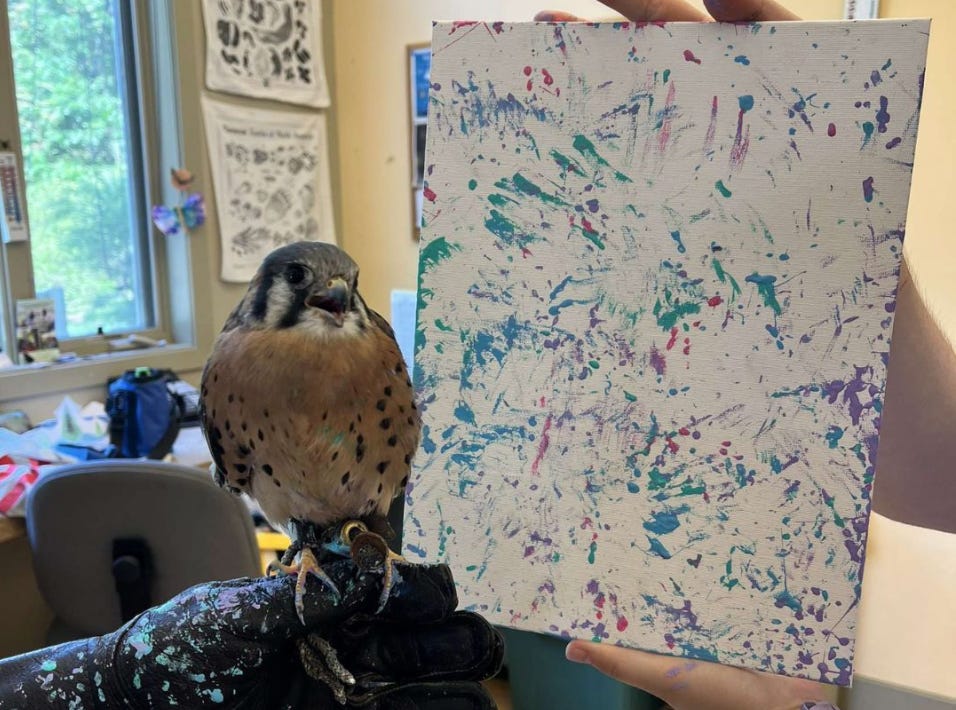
[296,633,355,705]
[340,520,410,613]
[267,545,341,624]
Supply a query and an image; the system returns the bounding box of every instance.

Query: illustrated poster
[201,96,336,282]
[201,0,330,108]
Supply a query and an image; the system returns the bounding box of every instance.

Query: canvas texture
[406,20,929,685]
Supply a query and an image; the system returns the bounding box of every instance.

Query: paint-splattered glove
[0,558,504,708]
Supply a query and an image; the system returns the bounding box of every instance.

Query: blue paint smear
[647,536,672,559]
[454,401,476,425]
[738,94,754,112]
[670,230,686,254]
[734,55,750,65]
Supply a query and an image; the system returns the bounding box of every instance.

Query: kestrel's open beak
[306,277,350,326]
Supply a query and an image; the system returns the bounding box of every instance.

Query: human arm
[0,558,503,708]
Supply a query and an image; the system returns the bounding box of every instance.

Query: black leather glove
[0,558,504,708]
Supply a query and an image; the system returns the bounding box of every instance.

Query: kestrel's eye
[284,263,313,288]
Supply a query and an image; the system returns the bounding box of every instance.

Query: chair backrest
[26,459,261,639]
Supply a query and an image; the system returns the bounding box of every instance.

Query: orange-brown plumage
[200,242,419,539]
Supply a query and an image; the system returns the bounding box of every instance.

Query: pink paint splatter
[666,327,679,351]
[581,217,597,234]
[617,616,629,632]
[526,79,533,92]
[683,49,702,65]
[542,68,554,86]
[704,95,718,152]
[523,65,532,76]
[450,21,478,32]
[422,186,436,202]
[659,81,677,153]
[827,122,837,137]
[666,438,679,454]
[707,295,723,307]
[730,110,751,170]
[682,337,691,356]
[649,346,666,376]
[530,414,553,476]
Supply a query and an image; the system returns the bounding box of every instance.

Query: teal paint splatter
[745,273,782,314]
[662,68,671,83]
[738,94,754,112]
[549,148,586,175]
[712,258,742,300]
[468,179,477,190]
[41,660,56,671]
[775,589,803,615]
[588,540,598,564]
[510,172,570,206]
[419,236,461,273]
[825,426,844,449]
[861,121,874,147]
[488,193,516,208]
[653,297,701,330]
[670,230,686,253]
[572,134,632,182]
[714,179,732,197]
[647,536,672,559]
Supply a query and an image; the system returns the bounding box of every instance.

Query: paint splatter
[683,49,702,65]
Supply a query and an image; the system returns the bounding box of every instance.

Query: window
[3,0,153,342]
[0,0,207,403]
[7,0,153,340]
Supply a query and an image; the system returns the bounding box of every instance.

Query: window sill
[0,343,207,405]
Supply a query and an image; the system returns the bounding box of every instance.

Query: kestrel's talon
[296,634,355,705]
[293,547,341,624]
[349,530,410,612]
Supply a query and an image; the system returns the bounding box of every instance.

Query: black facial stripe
[277,287,309,329]
[250,272,274,321]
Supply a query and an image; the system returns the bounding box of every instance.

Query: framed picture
[408,43,431,238]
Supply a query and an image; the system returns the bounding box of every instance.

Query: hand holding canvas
[534,1,834,709]
[0,558,503,708]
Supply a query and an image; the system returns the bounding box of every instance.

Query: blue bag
[106,367,182,459]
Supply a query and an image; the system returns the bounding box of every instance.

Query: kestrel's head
[240,241,370,337]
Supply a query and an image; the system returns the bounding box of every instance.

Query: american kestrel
[200,242,420,693]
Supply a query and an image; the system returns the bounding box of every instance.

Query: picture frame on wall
[408,43,431,238]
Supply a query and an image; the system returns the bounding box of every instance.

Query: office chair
[25,459,261,645]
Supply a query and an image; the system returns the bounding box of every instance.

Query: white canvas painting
[201,96,336,282]
[406,19,930,685]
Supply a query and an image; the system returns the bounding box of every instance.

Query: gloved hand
[0,557,504,708]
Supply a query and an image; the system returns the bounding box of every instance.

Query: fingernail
[535,11,555,22]
[565,642,589,663]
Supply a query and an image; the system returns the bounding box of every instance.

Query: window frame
[0,0,208,405]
